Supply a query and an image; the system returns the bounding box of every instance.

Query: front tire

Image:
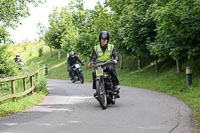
[96,79,107,109]
[80,71,84,84]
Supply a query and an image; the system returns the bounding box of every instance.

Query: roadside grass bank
[0,73,47,117]
[0,42,48,117]
[0,68,48,116]
[0,94,45,116]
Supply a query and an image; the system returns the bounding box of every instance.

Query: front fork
[95,77,105,93]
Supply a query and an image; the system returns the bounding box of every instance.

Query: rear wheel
[96,79,107,109]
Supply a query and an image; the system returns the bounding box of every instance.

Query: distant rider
[67,51,84,82]
[14,54,24,70]
[14,54,23,63]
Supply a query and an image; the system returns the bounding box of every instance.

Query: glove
[88,63,93,68]
[112,60,118,64]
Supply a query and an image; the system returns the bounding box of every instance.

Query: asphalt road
[0,79,195,133]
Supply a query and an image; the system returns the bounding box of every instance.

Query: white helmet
[69,51,75,56]
[16,53,20,57]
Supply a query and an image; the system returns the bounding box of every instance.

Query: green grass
[4,41,200,131]
[0,94,45,116]
[0,41,48,116]
[0,73,47,116]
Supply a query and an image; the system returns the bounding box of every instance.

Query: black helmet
[99,31,109,43]
[69,51,75,56]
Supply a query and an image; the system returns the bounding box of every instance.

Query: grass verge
[0,94,45,116]
[0,41,48,117]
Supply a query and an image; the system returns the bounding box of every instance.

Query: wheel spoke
[96,79,107,109]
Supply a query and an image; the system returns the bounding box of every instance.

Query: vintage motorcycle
[17,61,25,71]
[71,63,84,84]
[93,60,120,109]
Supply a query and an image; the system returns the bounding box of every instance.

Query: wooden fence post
[36,72,38,81]
[23,78,26,91]
[30,76,34,94]
[11,80,16,102]
[0,70,39,102]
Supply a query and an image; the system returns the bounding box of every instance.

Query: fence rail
[0,70,39,102]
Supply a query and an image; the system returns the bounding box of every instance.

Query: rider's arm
[19,58,23,62]
[76,56,84,65]
[67,57,70,68]
[90,49,97,64]
[112,47,119,61]
[88,49,97,68]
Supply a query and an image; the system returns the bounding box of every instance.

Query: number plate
[96,68,103,77]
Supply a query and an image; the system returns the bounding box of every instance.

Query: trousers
[68,68,73,80]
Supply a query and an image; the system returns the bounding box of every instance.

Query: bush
[38,47,43,57]
[22,43,27,51]
[36,72,47,95]
[0,45,17,78]
[27,62,47,95]
[29,51,33,57]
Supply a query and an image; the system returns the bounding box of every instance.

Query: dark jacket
[14,57,22,63]
[90,44,119,63]
[67,55,83,67]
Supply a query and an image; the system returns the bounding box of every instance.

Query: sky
[9,0,104,43]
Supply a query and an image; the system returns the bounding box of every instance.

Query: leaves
[0,0,45,43]
[0,46,17,78]
[151,0,200,59]
[42,0,200,61]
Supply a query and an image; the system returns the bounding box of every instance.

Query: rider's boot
[114,85,120,93]
[71,78,75,83]
[93,92,98,101]
[113,85,120,98]
[93,92,97,97]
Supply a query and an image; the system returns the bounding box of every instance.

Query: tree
[43,30,54,57]
[0,0,45,43]
[36,22,47,41]
[107,0,156,70]
[0,26,11,44]
[151,0,200,72]
[0,46,17,78]
[46,7,67,59]
[105,0,131,70]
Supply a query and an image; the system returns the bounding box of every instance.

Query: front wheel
[96,79,107,109]
[80,71,84,84]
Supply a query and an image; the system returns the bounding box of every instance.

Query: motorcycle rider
[14,54,24,70]
[14,54,23,63]
[88,31,120,97]
[67,51,84,83]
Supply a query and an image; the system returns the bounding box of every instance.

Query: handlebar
[68,63,84,69]
[92,59,113,66]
